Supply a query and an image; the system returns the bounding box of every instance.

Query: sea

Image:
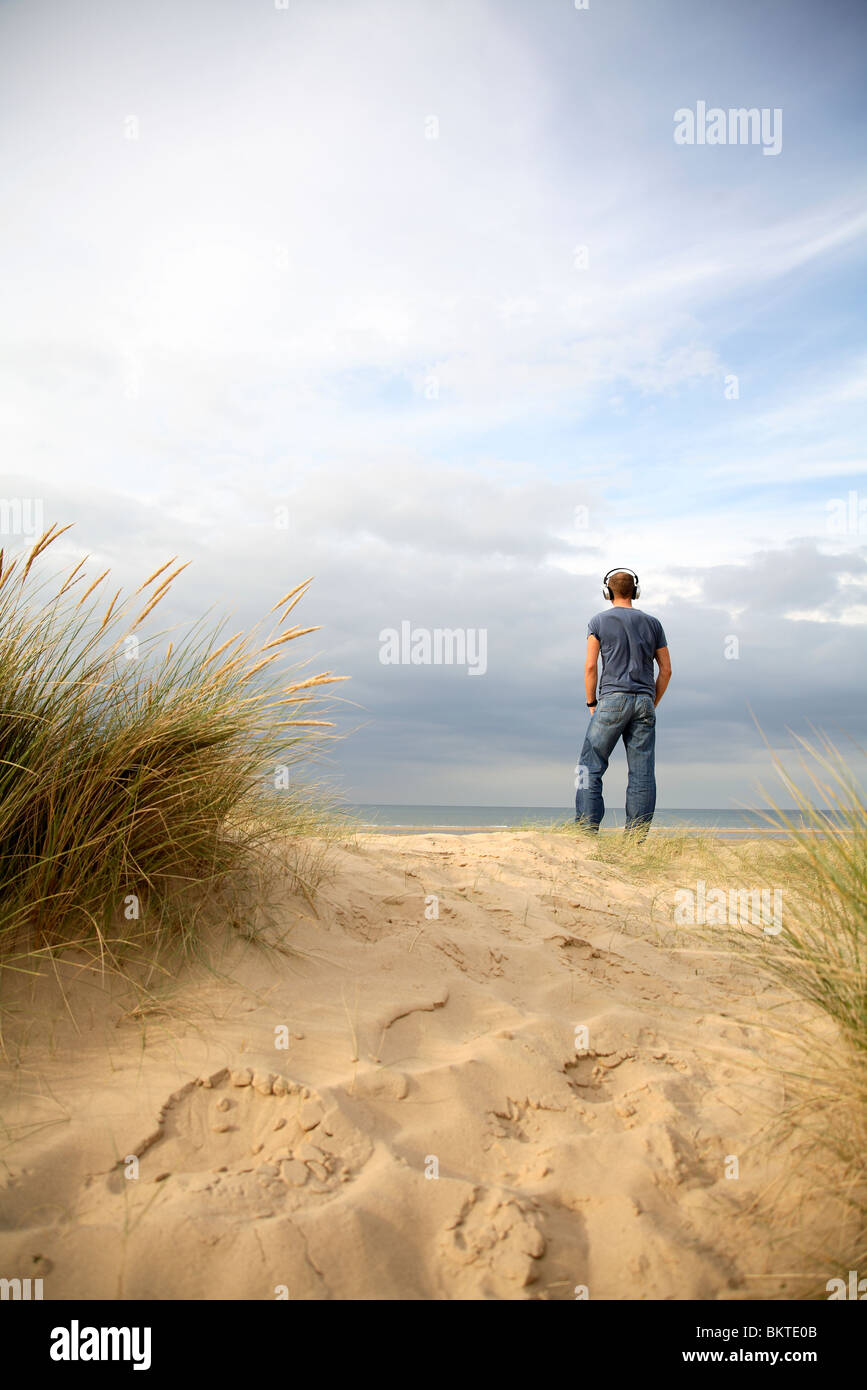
[345,806,802,836]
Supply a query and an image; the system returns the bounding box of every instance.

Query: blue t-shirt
[587,608,668,697]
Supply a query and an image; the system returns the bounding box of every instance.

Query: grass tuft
[708,735,867,1291]
[0,524,346,974]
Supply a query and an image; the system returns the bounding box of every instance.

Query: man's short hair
[609,571,636,599]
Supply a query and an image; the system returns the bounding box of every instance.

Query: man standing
[575,568,671,839]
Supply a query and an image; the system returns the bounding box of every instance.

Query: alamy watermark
[379,622,487,676]
[827,1270,867,1299]
[50,1322,151,1370]
[0,497,45,539]
[826,490,866,535]
[673,880,783,934]
[1,1276,43,1300]
[674,102,782,156]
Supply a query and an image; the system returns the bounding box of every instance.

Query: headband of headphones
[602,567,640,601]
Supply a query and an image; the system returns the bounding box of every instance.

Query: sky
[1,0,866,809]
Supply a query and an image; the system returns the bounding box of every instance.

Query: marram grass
[0,523,346,965]
[750,734,867,1052]
[712,735,867,1289]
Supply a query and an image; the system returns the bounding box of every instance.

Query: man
[575,567,671,839]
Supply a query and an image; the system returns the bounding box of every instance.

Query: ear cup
[602,568,639,600]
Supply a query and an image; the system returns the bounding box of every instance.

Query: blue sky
[1,0,865,807]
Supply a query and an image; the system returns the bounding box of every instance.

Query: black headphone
[602,567,640,601]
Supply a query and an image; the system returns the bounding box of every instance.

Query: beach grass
[748,736,867,1048]
[0,523,346,977]
[749,739,867,1281]
[686,736,867,1292]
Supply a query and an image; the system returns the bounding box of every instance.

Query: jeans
[575,691,656,838]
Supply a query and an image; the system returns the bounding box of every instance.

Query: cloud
[1,0,866,804]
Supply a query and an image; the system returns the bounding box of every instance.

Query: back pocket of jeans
[597,695,626,720]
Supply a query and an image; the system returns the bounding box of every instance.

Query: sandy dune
[0,831,836,1300]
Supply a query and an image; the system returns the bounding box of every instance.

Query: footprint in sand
[110,1068,364,1201]
[562,1052,623,1103]
[440,1187,547,1294]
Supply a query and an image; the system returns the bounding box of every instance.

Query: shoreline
[355,824,797,837]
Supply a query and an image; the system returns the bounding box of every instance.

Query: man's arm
[654,646,671,708]
[585,634,601,709]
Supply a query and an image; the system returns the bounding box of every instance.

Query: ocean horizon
[345,805,802,834]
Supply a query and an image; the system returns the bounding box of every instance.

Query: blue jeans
[575,691,656,837]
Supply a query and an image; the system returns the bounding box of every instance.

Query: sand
[0,831,840,1300]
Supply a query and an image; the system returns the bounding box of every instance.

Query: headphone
[602,567,640,601]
